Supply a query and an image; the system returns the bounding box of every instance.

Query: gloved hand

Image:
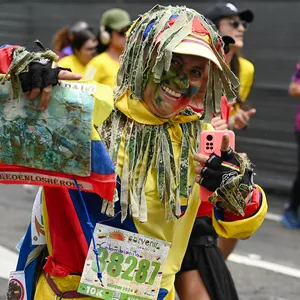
[195,134,255,216]
[18,40,70,93]
[2,40,81,110]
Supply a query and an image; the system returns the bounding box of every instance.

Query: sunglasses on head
[225,19,249,30]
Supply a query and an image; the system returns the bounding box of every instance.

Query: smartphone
[199,130,235,202]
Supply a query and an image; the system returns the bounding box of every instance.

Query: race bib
[78,224,170,300]
[7,271,27,300]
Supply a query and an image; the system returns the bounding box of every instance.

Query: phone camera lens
[206,134,213,141]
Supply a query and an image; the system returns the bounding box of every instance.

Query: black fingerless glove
[200,148,255,216]
[10,40,70,93]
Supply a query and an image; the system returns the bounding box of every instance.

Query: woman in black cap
[205,3,257,130]
[205,2,257,261]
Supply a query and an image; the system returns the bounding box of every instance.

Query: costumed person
[205,2,256,131]
[7,5,266,300]
[175,36,240,300]
[52,20,91,59]
[58,29,98,75]
[101,6,266,299]
[281,62,300,228]
[205,2,257,260]
[84,8,131,89]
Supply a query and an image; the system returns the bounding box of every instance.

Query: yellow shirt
[84,52,120,89]
[57,55,86,75]
[230,56,255,116]
[238,56,255,102]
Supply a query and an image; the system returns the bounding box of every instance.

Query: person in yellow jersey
[10,5,267,300]
[84,8,131,88]
[205,2,257,131]
[58,29,98,75]
[100,5,267,300]
[205,2,257,261]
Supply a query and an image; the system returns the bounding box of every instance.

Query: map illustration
[0,80,95,177]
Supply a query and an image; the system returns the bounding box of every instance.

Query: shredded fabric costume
[102,5,241,223]
[101,100,202,222]
[115,5,239,120]
[2,5,267,300]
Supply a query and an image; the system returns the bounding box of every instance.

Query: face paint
[143,54,208,118]
[157,67,200,103]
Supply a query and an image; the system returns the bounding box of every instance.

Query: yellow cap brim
[173,35,222,70]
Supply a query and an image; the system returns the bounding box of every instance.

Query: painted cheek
[154,86,163,105]
[179,85,200,98]
[173,97,190,111]
[155,95,163,105]
[188,85,200,98]
[160,68,177,83]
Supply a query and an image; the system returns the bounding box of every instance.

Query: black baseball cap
[205,3,254,24]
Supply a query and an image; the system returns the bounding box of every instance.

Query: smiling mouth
[160,85,183,99]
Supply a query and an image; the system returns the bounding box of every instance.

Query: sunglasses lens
[242,22,249,30]
[230,20,249,30]
[233,21,240,28]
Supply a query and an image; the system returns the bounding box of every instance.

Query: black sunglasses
[224,19,249,30]
[116,31,126,36]
[116,27,130,36]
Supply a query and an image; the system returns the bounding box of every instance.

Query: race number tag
[7,271,27,300]
[78,224,170,300]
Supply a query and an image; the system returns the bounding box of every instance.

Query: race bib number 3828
[78,224,171,300]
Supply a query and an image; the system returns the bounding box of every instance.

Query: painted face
[190,67,209,108]
[218,15,247,49]
[143,53,209,118]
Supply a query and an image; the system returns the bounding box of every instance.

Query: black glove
[200,148,255,215]
[17,40,70,92]
[200,148,241,191]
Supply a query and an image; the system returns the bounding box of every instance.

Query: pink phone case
[199,130,235,202]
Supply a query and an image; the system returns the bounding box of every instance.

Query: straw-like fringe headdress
[114,4,239,121]
[101,5,239,222]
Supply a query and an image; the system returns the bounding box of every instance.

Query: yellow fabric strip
[212,185,268,239]
[34,272,95,300]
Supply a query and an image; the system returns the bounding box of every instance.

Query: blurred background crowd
[1,0,300,299]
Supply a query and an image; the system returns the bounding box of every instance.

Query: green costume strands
[114,5,239,120]
[209,154,253,216]
[2,47,59,99]
[101,107,202,222]
[101,5,241,222]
